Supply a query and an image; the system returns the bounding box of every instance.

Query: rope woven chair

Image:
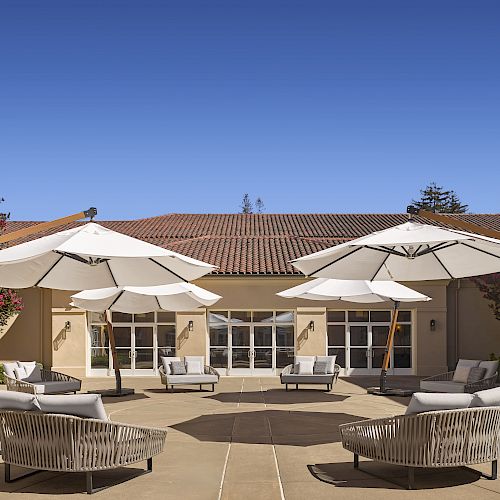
[5,369,82,395]
[0,410,167,494]
[340,407,500,489]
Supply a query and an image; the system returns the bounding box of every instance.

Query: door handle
[128,351,132,359]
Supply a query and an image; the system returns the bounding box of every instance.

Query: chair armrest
[204,365,220,379]
[4,375,36,394]
[465,373,498,393]
[280,364,293,377]
[421,370,455,382]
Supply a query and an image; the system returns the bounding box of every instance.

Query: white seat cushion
[37,394,108,420]
[470,387,500,407]
[168,374,218,385]
[160,356,181,375]
[406,392,474,415]
[297,360,314,375]
[32,380,81,394]
[2,362,18,379]
[17,361,42,382]
[186,360,204,374]
[479,360,499,379]
[0,391,38,411]
[13,366,27,380]
[456,359,481,369]
[294,356,315,373]
[315,355,336,374]
[420,380,466,393]
[453,365,472,383]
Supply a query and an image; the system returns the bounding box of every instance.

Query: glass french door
[347,324,391,375]
[112,325,155,375]
[230,324,274,375]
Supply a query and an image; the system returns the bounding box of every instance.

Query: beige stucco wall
[447,279,500,367]
[176,310,208,357]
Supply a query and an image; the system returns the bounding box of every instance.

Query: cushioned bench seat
[280,355,340,391]
[31,380,82,394]
[167,374,219,385]
[159,356,220,392]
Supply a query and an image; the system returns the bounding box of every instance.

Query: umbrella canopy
[277,278,431,303]
[71,283,221,313]
[291,221,500,281]
[0,222,216,289]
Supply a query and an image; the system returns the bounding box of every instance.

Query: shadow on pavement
[205,389,349,404]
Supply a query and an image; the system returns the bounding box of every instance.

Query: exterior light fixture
[430,319,436,331]
[188,320,194,332]
[308,320,315,332]
[64,321,71,332]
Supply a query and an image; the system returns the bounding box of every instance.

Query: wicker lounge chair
[0,392,167,495]
[159,356,219,392]
[280,356,340,391]
[3,362,81,395]
[340,406,500,489]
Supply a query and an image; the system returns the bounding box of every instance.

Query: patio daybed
[0,392,167,494]
[280,355,340,391]
[3,361,81,395]
[420,359,498,393]
[340,389,500,489]
[159,356,219,392]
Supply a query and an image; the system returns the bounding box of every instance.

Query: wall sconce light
[64,321,71,332]
[308,320,315,332]
[188,320,194,332]
[430,319,436,331]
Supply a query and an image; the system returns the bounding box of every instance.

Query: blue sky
[1,0,499,220]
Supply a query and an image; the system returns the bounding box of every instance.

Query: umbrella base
[367,387,414,397]
[88,388,135,397]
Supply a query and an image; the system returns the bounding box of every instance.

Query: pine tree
[240,194,253,214]
[412,183,468,213]
[255,197,265,214]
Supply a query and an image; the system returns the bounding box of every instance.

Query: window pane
[328,347,345,368]
[252,311,274,323]
[394,347,411,368]
[231,311,251,322]
[350,326,368,345]
[350,349,368,368]
[114,327,131,347]
[276,326,294,347]
[275,311,294,323]
[394,324,411,346]
[209,326,228,346]
[158,325,176,347]
[90,325,109,348]
[372,326,389,346]
[157,311,175,323]
[276,348,294,368]
[135,349,153,369]
[135,326,153,347]
[370,310,391,322]
[232,348,250,368]
[210,348,228,368]
[327,311,345,322]
[254,348,272,368]
[208,311,229,323]
[327,325,345,346]
[232,326,250,346]
[111,312,132,323]
[254,326,272,346]
[91,348,109,369]
[134,312,154,323]
[348,311,369,322]
[90,312,106,323]
[115,349,131,369]
[158,347,176,359]
[398,310,412,322]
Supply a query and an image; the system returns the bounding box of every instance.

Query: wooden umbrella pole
[106,311,122,394]
[379,301,400,392]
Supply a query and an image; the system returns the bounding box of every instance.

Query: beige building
[2,213,499,379]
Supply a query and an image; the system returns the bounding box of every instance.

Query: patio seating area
[1,376,500,499]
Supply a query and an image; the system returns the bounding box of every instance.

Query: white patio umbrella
[277,279,431,395]
[71,283,221,313]
[291,221,500,281]
[290,219,500,394]
[0,222,217,395]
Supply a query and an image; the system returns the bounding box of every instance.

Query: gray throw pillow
[170,360,187,375]
[313,360,328,374]
[467,366,487,384]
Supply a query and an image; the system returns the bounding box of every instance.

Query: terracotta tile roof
[4,213,500,275]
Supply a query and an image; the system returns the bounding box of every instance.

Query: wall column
[295,307,327,356]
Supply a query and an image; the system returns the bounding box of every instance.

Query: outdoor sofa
[280,355,340,391]
[3,361,81,395]
[340,388,500,489]
[159,355,219,392]
[0,391,167,494]
[420,358,498,393]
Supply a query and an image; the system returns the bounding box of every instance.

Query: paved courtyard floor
[1,376,499,499]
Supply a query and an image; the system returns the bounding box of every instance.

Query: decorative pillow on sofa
[13,366,27,380]
[467,367,486,384]
[160,356,181,375]
[293,356,315,373]
[470,387,500,408]
[2,362,18,380]
[297,360,314,375]
[170,360,187,375]
[405,392,474,415]
[479,360,499,380]
[316,355,336,374]
[313,361,328,374]
[456,359,480,370]
[186,360,204,375]
[453,366,472,383]
[36,394,108,420]
[17,361,42,382]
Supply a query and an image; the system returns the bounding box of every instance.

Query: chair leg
[354,454,359,469]
[285,384,288,391]
[170,385,174,393]
[295,384,298,390]
[5,463,10,483]
[199,384,202,391]
[211,383,214,392]
[408,467,415,490]
[86,471,93,495]
[492,460,498,480]
[147,457,153,472]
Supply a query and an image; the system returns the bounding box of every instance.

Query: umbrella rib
[371,251,391,280]
[308,247,363,276]
[460,242,500,261]
[34,254,65,287]
[365,246,407,257]
[155,296,162,311]
[416,241,459,257]
[108,289,125,309]
[431,251,454,279]
[149,258,188,283]
[106,261,118,287]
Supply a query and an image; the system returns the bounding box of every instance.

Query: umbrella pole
[379,301,400,392]
[106,312,122,394]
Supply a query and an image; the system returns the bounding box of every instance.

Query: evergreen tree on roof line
[411,182,468,213]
